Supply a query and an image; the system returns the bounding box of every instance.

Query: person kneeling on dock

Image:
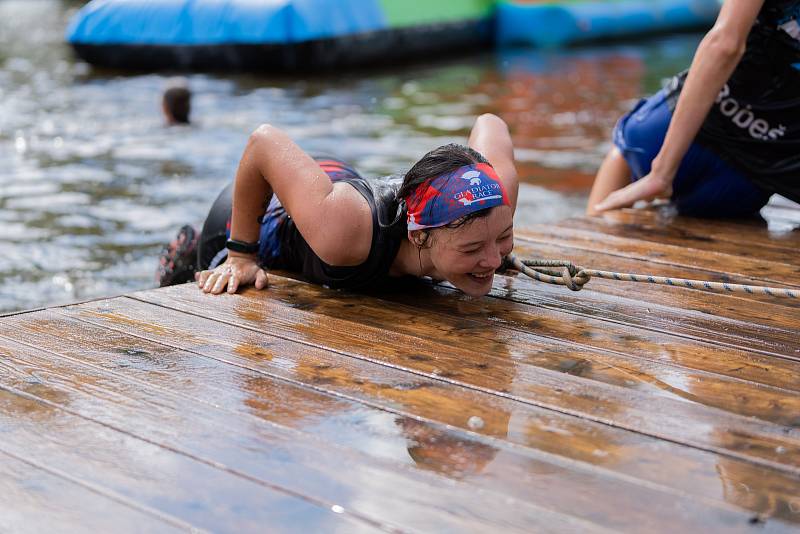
[157,114,519,297]
[587,0,800,218]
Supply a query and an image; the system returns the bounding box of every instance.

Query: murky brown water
[0,0,700,313]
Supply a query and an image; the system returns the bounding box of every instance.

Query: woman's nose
[479,244,503,270]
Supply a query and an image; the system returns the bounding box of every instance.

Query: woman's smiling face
[425,205,514,297]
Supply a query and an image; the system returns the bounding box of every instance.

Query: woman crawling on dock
[588,0,800,218]
[157,113,519,297]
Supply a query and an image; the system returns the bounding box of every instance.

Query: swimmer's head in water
[162,79,191,125]
[399,144,514,297]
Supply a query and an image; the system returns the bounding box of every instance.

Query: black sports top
[268,176,407,290]
[665,0,800,202]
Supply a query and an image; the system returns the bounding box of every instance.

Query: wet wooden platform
[1,207,799,533]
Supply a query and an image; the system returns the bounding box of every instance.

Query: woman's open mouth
[468,271,494,282]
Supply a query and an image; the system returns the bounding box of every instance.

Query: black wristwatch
[226,238,260,254]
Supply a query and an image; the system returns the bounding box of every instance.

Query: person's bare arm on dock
[589,0,764,214]
[196,124,373,294]
[468,113,519,212]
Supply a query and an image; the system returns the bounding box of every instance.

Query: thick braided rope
[506,254,799,299]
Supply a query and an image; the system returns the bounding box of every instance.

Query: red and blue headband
[405,163,510,231]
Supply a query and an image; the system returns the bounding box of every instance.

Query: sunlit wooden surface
[1,207,799,532]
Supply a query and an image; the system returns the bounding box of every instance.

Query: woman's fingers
[195,260,265,295]
[254,269,268,290]
[227,272,240,294]
[202,270,229,294]
[202,271,219,293]
[211,270,232,294]
[593,187,632,213]
[594,173,671,213]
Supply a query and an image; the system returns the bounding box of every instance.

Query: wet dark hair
[163,85,191,124]
[397,143,492,230]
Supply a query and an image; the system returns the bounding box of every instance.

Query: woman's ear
[408,230,429,248]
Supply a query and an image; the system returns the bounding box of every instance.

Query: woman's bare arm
[594,0,764,212]
[230,124,372,265]
[198,124,372,294]
[468,113,519,211]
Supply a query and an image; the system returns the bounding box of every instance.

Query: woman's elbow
[702,28,746,64]
[475,113,509,131]
[247,123,284,149]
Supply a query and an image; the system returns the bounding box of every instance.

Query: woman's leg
[588,91,671,215]
[156,224,199,287]
[586,148,632,216]
[671,144,772,218]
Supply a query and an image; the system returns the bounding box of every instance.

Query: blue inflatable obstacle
[66,0,496,71]
[497,0,721,48]
[66,0,723,71]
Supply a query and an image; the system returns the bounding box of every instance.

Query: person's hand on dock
[593,170,673,213]
[195,253,268,294]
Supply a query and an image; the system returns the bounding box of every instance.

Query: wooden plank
[507,226,800,357]
[0,449,191,534]
[576,214,800,258]
[126,286,800,474]
[599,208,800,250]
[403,275,800,385]
[514,227,800,288]
[47,296,800,528]
[510,238,800,319]
[488,261,800,364]
[377,274,798,392]
[476,278,800,387]
[489,259,800,362]
[0,330,590,531]
[554,217,799,281]
[0,387,368,533]
[0,315,613,534]
[222,276,800,424]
